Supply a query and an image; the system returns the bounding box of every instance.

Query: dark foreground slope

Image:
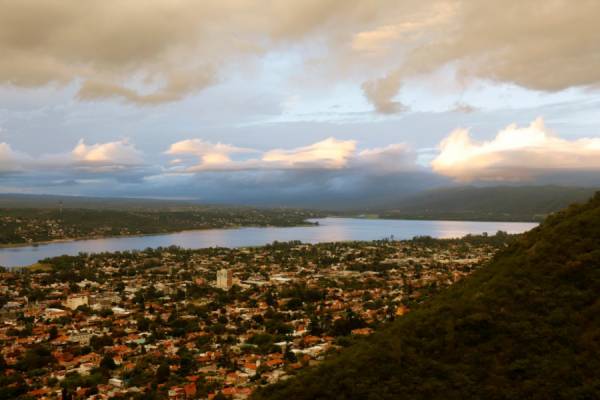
[378,185,597,221]
[254,194,600,400]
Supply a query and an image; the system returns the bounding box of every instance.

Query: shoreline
[0,218,537,268]
[0,221,319,250]
[0,216,539,250]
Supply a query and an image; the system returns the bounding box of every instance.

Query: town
[0,234,511,399]
[0,208,321,245]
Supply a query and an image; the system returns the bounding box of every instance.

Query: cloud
[431,118,600,181]
[361,74,408,114]
[451,102,476,114]
[360,0,600,112]
[76,69,216,104]
[154,136,435,208]
[262,138,356,169]
[166,137,359,171]
[0,1,251,105]
[71,139,143,169]
[3,1,598,110]
[0,138,144,177]
[165,137,420,173]
[357,143,417,173]
[166,139,256,171]
[129,163,442,210]
[0,142,30,172]
[0,0,378,106]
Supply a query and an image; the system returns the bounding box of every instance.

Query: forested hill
[377,185,597,221]
[254,193,600,400]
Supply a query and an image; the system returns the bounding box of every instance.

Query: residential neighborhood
[0,235,507,399]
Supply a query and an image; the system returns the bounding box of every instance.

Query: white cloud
[263,138,356,169]
[0,138,144,175]
[431,118,600,181]
[165,139,255,171]
[165,136,420,174]
[72,139,143,166]
[0,142,30,172]
[165,137,357,171]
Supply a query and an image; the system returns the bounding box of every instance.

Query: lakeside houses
[0,236,504,399]
[0,208,322,246]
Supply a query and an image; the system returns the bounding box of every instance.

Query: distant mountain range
[0,193,200,210]
[0,185,598,222]
[253,192,600,399]
[374,185,598,221]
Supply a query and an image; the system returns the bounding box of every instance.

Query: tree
[284,346,297,363]
[285,297,303,311]
[265,290,276,307]
[16,345,56,371]
[214,391,229,400]
[155,362,170,384]
[178,353,197,377]
[48,325,58,340]
[136,317,150,332]
[90,334,113,351]
[100,354,116,371]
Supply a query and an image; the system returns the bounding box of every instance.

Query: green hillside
[378,185,597,221]
[254,193,600,400]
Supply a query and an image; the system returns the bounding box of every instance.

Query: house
[351,327,373,336]
[44,308,68,320]
[69,331,93,345]
[64,294,89,310]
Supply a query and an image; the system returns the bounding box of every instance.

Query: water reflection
[0,218,537,267]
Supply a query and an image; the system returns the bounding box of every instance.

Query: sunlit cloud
[0,138,144,176]
[1,1,598,112]
[0,142,31,172]
[71,139,143,166]
[432,118,600,181]
[165,139,256,171]
[262,138,356,169]
[165,137,421,173]
[358,1,600,113]
[351,25,403,54]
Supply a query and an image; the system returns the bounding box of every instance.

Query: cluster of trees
[253,193,600,400]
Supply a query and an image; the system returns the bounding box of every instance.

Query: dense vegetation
[377,185,597,221]
[0,208,321,245]
[254,192,600,400]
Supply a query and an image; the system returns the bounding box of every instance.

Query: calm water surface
[0,218,537,267]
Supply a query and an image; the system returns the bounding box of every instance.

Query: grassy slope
[254,193,600,400]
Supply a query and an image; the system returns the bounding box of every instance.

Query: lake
[0,217,537,267]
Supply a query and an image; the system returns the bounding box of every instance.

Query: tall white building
[216,269,233,290]
[64,294,89,310]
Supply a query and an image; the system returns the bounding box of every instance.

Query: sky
[1,0,600,207]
